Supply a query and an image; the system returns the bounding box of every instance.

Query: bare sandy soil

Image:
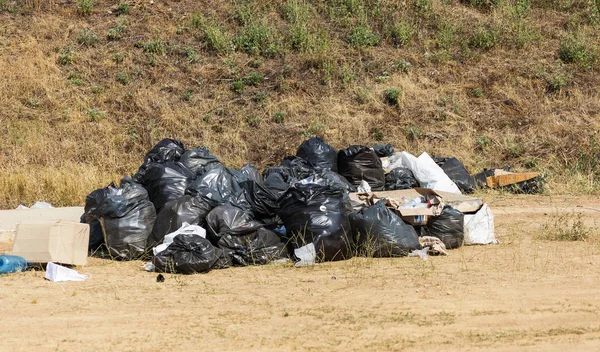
[1,194,600,351]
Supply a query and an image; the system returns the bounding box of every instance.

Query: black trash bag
[152,234,224,274]
[434,157,476,194]
[296,137,338,171]
[277,183,353,262]
[384,167,419,190]
[501,175,544,194]
[133,138,185,182]
[149,195,219,248]
[349,200,420,257]
[240,163,263,183]
[205,204,264,244]
[262,165,297,184]
[237,180,280,218]
[372,143,395,157]
[180,147,220,176]
[80,213,104,252]
[185,164,243,204]
[140,162,195,211]
[264,173,291,197]
[85,178,156,260]
[317,169,357,193]
[281,156,314,180]
[425,206,464,249]
[337,145,385,191]
[217,227,287,266]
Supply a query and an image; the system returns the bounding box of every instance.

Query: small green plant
[375,75,390,83]
[248,60,262,69]
[183,47,200,64]
[523,157,539,169]
[243,71,265,86]
[392,59,411,73]
[234,21,280,57]
[469,26,497,50]
[463,0,500,11]
[301,121,327,138]
[354,87,370,104]
[390,22,413,47]
[202,114,212,123]
[87,108,106,122]
[67,73,83,86]
[436,24,454,50]
[404,125,421,140]
[383,87,402,106]
[58,46,75,65]
[182,89,193,102]
[176,25,184,35]
[26,98,40,108]
[469,87,485,97]
[372,128,384,141]
[77,29,99,46]
[414,0,432,15]
[115,2,129,15]
[136,40,165,54]
[116,71,129,85]
[252,91,269,105]
[77,0,94,16]
[91,85,104,94]
[507,142,525,157]
[112,52,125,65]
[546,73,571,93]
[272,111,286,124]
[246,115,262,127]
[202,23,234,54]
[514,0,531,17]
[231,80,244,93]
[558,36,596,68]
[475,135,491,148]
[346,24,382,48]
[538,213,593,241]
[107,21,126,41]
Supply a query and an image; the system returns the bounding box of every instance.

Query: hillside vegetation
[0,0,599,207]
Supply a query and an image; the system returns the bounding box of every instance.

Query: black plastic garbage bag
[237,180,280,218]
[278,183,352,261]
[180,147,219,176]
[349,200,420,257]
[80,213,104,252]
[185,164,243,204]
[140,162,195,211]
[317,169,357,193]
[296,137,338,171]
[372,143,395,157]
[149,195,218,248]
[205,205,264,244]
[217,227,287,266]
[85,178,156,260]
[264,173,291,197]
[262,165,296,184]
[434,157,476,194]
[240,163,263,183]
[281,156,314,180]
[425,206,464,249]
[133,138,185,181]
[338,145,385,190]
[384,167,419,190]
[153,234,226,274]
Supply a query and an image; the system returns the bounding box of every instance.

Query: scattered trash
[44,262,87,282]
[464,204,497,245]
[357,180,372,193]
[30,201,54,209]
[0,255,28,274]
[419,236,449,256]
[474,168,543,194]
[15,205,29,210]
[140,161,195,211]
[156,273,165,282]
[408,247,429,260]
[180,146,219,176]
[294,243,316,267]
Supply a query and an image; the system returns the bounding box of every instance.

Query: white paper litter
[464,204,498,245]
[294,243,317,267]
[44,262,87,282]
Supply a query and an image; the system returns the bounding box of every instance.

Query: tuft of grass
[77,29,99,46]
[404,125,421,140]
[272,111,286,124]
[383,87,402,106]
[475,135,491,149]
[182,88,193,102]
[558,35,597,69]
[392,59,412,73]
[107,21,127,41]
[87,108,106,122]
[246,115,262,127]
[115,2,129,15]
[390,22,413,47]
[135,40,166,55]
[546,73,571,93]
[469,26,497,51]
[469,87,485,98]
[372,128,384,141]
[234,20,280,57]
[252,91,269,105]
[538,213,593,241]
[192,15,234,54]
[463,0,501,11]
[347,24,382,48]
[243,71,265,86]
[91,85,104,94]
[77,0,94,16]
[26,98,40,108]
[231,80,244,94]
[58,46,75,65]
[112,52,125,65]
[116,71,129,85]
[67,73,83,86]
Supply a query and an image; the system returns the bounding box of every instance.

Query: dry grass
[0,0,599,207]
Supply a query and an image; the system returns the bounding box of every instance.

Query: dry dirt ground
[1,194,600,351]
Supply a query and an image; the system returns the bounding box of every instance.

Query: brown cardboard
[11,221,90,266]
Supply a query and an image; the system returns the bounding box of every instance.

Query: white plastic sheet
[44,262,87,282]
[294,243,316,267]
[388,152,461,194]
[152,222,207,256]
[464,204,497,245]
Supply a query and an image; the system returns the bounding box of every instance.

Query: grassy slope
[0,0,599,207]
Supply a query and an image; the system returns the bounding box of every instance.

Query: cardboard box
[392,188,444,225]
[11,221,90,266]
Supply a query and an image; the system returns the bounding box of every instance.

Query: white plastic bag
[357,180,371,193]
[152,222,207,256]
[44,262,87,282]
[294,243,316,267]
[30,201,53,209]
[464,204,497,245]
[390,152,461,194]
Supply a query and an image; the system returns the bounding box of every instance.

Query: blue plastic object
[0,255,28,274]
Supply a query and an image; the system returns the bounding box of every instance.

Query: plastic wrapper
[425,206,464,249]
[277,183,353,262]
[337,145,385,191]
[296,137,338,171]
[384,167,419,190]
[84,178,156,260]
[153,234,229,274]
[350,200,421,257]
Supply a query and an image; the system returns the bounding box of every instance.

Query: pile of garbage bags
[82,137,496,274]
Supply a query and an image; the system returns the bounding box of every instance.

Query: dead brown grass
[0,0,599,207]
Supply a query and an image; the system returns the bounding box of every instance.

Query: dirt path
[1,195,600,351]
